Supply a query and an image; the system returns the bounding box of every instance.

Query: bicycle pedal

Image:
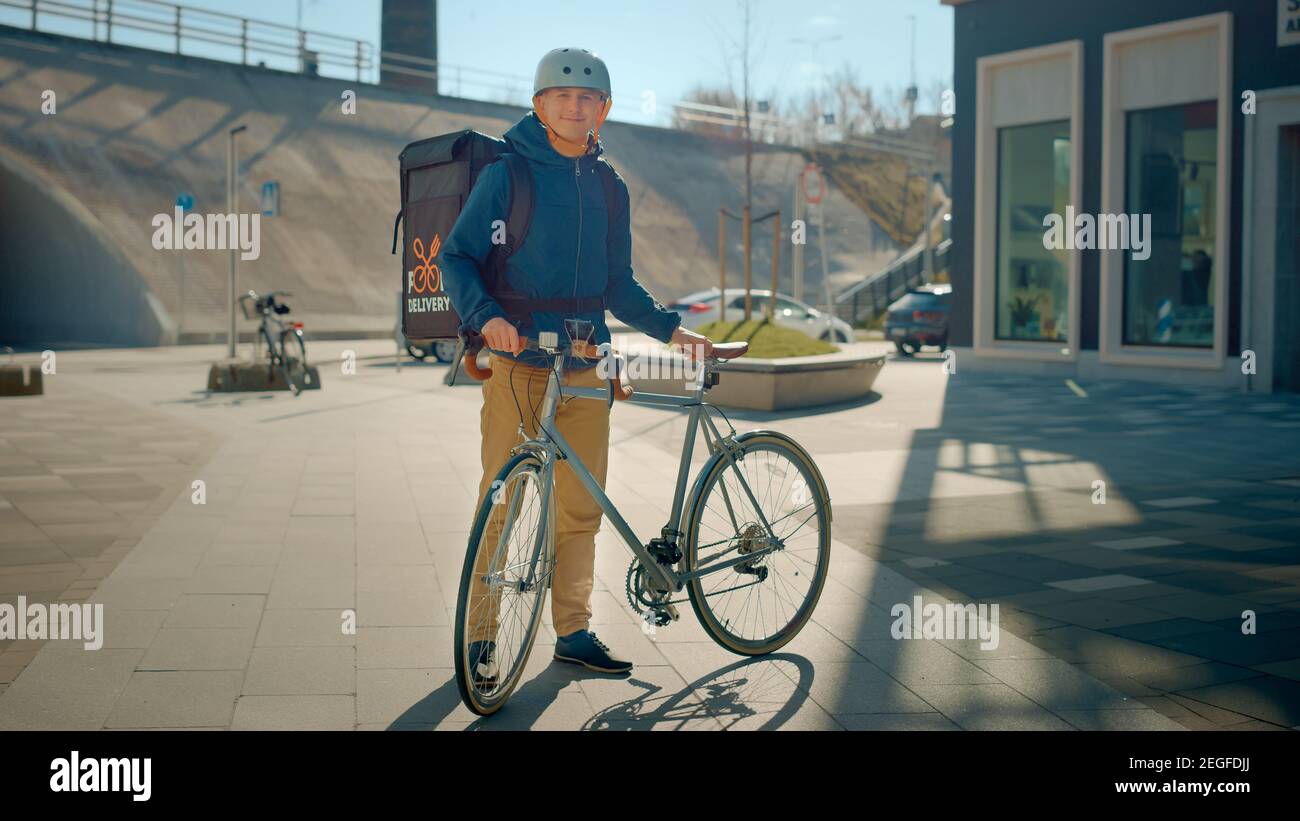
[664,604,679,622]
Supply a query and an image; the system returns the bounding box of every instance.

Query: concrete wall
[0,145,171,347]
[0,25,896,346]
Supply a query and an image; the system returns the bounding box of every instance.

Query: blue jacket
[437,111,682,370]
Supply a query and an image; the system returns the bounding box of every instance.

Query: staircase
[835,238,951,325]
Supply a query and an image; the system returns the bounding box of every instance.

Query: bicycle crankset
[625,560,680,627]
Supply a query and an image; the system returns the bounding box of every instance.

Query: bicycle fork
[483,457,554,595]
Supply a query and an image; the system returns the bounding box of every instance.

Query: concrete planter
[626,349,886,411]
[446,345,885,412]
[0,364,43,396]
[206,360,322,392]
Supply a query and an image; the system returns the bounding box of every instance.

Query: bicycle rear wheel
[278,330,309,395]
[454,452,554,715]
[683,431,831,655]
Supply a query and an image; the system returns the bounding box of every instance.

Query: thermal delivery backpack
[392,129,622,342]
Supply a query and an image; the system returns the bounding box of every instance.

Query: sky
[8,0,954,128]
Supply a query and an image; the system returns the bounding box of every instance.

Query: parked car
[884,283,952,356]
[667,288,854,343]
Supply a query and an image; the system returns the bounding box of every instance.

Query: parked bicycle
[452,326,833,715]
[238,290,312,395]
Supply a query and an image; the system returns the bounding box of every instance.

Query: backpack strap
[485,152,533,299]
[595,159,620,302]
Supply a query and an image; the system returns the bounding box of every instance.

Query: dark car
[884,283,952,356]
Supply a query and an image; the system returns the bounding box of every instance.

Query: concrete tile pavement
[0,338,1295,729]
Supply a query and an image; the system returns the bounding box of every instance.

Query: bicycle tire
[279,329,308,395]
[453,451,553,715]
[683,431,832,656]
[260,326,279,366]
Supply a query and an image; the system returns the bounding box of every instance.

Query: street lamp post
[226,124,247,359]
[790,34,842,143]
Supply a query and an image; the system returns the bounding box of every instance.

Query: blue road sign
[176,192,194,212]
[260,181,280,216]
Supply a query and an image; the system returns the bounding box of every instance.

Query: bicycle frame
[240,292,300,362]
[500,345,785,597]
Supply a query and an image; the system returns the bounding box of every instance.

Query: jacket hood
[503,110,605,168]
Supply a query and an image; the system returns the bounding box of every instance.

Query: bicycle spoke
[459,460,552,709]
[689,440,828,648]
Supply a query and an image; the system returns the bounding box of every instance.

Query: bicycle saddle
[710,342,748,360]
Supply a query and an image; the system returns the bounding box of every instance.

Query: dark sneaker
[466,640,498,691]
[553,629,633,674]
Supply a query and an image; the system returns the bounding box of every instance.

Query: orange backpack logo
[409,235,442,295]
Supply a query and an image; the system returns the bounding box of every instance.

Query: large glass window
[1123,101,1217,347]
[994,120,1071,341]
[1276,125,1299,392]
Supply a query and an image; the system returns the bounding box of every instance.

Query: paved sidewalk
[0,339,1296,729]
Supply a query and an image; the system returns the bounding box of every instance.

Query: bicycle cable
[704,395,739,439]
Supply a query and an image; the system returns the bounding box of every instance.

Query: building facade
[944,0,1300,391]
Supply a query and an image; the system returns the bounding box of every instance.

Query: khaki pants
[468,352,610,642]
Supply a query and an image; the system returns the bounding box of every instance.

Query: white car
[667,288,854,343]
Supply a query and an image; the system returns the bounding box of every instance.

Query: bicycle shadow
[578,653,816,730]
[385,653,816,730]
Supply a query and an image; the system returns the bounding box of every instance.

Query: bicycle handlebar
[459,331,748,401]
[461,333,634,400]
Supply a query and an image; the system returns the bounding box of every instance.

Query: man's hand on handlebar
[481,317,524,355]
[670,326,715,360]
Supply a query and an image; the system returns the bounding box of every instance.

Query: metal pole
[226,124,247,359]
[394,292,402,374]
[742,204,752,322]
[106,0,112,42]
[30,0,35,30]
[819,201,832,338]
[718,209,726,326]
[769,209,780,321]
[793,183,805,305]
[174,6,181,54]
[241,19,248,65]
[923,170,937,282]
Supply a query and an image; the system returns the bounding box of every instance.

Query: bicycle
[238,290,312,395]
[452,326,832,716]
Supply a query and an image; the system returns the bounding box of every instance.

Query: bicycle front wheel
[683,431,831,655]
[453,452,554,715]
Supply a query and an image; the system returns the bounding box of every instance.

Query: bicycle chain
[625,559,767,611]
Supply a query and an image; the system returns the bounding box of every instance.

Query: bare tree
[923,77,948,117]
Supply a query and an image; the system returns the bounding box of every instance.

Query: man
[439,47,714,679]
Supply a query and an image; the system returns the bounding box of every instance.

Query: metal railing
[835,238,952,325]
[1,0,933,153]
[0,0,374,80]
